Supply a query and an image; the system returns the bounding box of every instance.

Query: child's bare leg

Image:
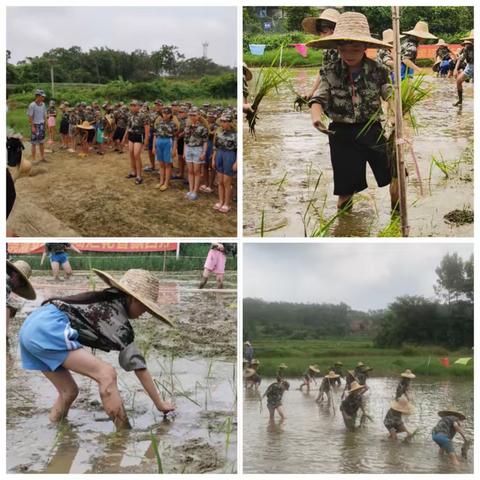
[449,452,460,465]
[51,261,60,280]
[216,274,224,289]
[199,268,211,288]
[277,406,286,420]
[268,406,275,421]
[63,261,73,279]
[42,370,79,421]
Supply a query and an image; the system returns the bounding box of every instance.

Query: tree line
[7,45,235,84]
[244,253,473,349]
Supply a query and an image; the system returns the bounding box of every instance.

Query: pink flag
[292,44,308,57]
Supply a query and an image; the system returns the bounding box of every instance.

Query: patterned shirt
[46,289,147,371]
[401,37,419,62]
[377,48,393,70]
[340,393,363,416]
[395,379,409,400]
[153,118,178,138]
[184,122,208,147]
[436,46,452,60]
[266,382,285,408]
[384,408,404,431]
[323,48,339,66]
[114,110,129,129]
[309,56,391,124]
[128,111,148,135]
[460,44,474,65]
[47,106,56,117]
[432,415,458,439]
[69,111,79,127]
[319,377,332,393]
[45,243,71,254]
[84,111,96,124]
[6,272,22,315]
[214,128,237,151]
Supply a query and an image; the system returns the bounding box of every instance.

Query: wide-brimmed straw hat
[93,269,174,327]
[243,368,256,379]
[390,395,414,415]
[77,121,94,130]
[325,370,340,379]
[347,369,356,378]
[402,21,437,40]
[243,63,252,81]
[334,361,343,366]
[306,12,392,50]
[357,362,365,368]
[401,369,416,379]
[462,30,474,42]
[7,260,36,300]
[244,341,251,346]
[250,359,260,366]
[382,28,405,44]
[309,365,320,373]
[278,363,288,369]
[302,8,340,35]
[436,38,447,46]
[438,407,466,421]
[348,381,366,394]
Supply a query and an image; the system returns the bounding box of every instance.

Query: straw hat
[93,269,174,326]
[77,121,94,130]
[7,260,36,300]
[436,38,447,46]
[462,30,474,41]
[302,8,340,35]
[306,12,392,50]
[278,363,288,369]
[244,341,251,346]
[438,407,466,421]
[401,369,416,379]
[357,362,365,368]
[382,28,405,45]
[243,368,256,379]
[402,21,437,40]
[309,365,320,373]
[250,359,260,366]
[390,395,414,415]
[347,369,356,378]
[325,370,340,379]
[243,63,253,81]
[362,366,373,372]
[334,361,343,366]
[348,381,366,394]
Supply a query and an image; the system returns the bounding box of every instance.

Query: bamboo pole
[391,6,410,237]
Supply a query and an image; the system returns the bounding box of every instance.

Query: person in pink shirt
[199,243,228,289]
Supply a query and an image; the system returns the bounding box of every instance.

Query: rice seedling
[274,172,288,191]
[246,47,291,138]
[150,430,164,473]
[378,215,401,237]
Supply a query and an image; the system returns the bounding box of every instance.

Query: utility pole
[202,42,209,59]
[48,58,57,98]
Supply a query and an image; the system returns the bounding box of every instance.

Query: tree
[434,252,467,304]
[283,7,317,31]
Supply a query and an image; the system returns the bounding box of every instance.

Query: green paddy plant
[150,430,164,474]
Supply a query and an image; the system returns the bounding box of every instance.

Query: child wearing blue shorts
[41,243,82,281]
[153,107,178,191]
[432,408,468,465]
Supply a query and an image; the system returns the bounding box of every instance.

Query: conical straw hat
[243,368,256,378]
[77,121,94,130]
[325,370,340,379]
[302,8,340,35]
[402,21,437,40]
[382,28,405,44]
[306,12,392,50]
[438,407,466,421]
[436,38,447,46]
[278,363,288,369]
[309,365,320,373]
[243,63,252,81]
[93,269,174,327]
[390,395,414,414]
[7,260,36,300]
[401,369,416,379]
[334,361,343,366]
[250,359,260,366]
[348,381,366,394]
[462,30,474,41]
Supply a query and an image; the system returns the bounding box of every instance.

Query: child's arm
[454,422,467,442]
[134,368,175,413]
[69,244,82,254]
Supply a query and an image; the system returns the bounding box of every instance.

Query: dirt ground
[7,146,237,237]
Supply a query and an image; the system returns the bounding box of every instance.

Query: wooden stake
[392,6,410,237]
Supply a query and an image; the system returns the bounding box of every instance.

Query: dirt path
[9,147,237,237]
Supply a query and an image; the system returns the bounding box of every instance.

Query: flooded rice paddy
[243,376,473,473]
[7,271,237,474]
[244,68,473,237]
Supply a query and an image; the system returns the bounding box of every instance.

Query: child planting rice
[396,369,415,400]
[316,370,339,406]
[264,378,290,421]
[40,243,82,281]
[300,364,320,392]
[383,395,415,440]
[340,380,367,430]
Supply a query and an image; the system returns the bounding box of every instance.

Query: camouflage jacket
[340,393,364,416]
[266,382,285,407]
[432,415,458,439]
[128,111,148,135]
[207,122,218,141]
[153,118,178,138]
[401,38,419,62]
[460,44,474,65]
[177,117,187,138]
[47,290,147,371]
[184,122,208,147]
[114,110,129,129]
[324,48,339,66]
[384,408,403,430]
[149,111,160,128]
[61,111,70,123]
[45,242,70,254]
[76,110,86,123]
[309,56,391,124]
[436,46,452,60]
[69,111,79,126]
[395,379,409,400]
[84,111,96,124]
[215,128,237,151]
[377,48,393,70]
[47,106,56,117]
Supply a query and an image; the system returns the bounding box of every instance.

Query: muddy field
[244,69,474,237]
[7,148,237,237]
[7,271,237,474]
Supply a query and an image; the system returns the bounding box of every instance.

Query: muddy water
[244,69,473,237]
[7,272,237,474]
[244,377,473,473]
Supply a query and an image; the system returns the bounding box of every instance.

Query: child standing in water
[18,269,175,430]
[198,243,228,289]
[316,370,339,406]
[396,369,415,400]
[300,365,320,392]
[432,408,469,465]
[384,395,415,440]
[340,381,366,430]
[264,378,290,421]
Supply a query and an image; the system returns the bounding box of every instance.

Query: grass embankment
[244,48,324,68]
[246,337,473,379]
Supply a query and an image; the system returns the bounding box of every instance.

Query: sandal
[135,177,143,185]
[219,205,231,214]
[203,187,213,194]
[213,202,222,210]
[199,185,208,192]
[126,173,136,179]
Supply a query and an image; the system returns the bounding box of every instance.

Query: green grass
[245,337,473,378]
[244,48,324,68]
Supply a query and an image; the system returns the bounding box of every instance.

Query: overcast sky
[7,7,236,66]
[244,243,473,311]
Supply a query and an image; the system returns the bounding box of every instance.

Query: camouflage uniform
[401,37,419,63]
[184,123,208,147]
[127,111,148,135]
[114,108,129,130]
[153,117,178,138]
[432,415,458,440]
[395,378,409,400]
[323,48,339,66]
[384,408,404,432]
[266,381,285,409]
[214,128,237,151]
[377,48,393,70]
[436,46,452,60]
[46,290,147,371]
[340,393,364,418]
[46,243,70,254]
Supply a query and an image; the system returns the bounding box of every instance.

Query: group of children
[243,356,470,465]
[34,93,237,213]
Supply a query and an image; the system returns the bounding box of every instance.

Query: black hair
[315,19,335,33]
[42,287,127,306]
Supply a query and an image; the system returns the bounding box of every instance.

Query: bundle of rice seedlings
[246,48,290,138]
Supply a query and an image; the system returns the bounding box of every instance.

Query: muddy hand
[313,120,335,135]
[158,401,176,416]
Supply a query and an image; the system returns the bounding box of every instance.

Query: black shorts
[328,121,392,196]
[177,137,185,155]
[128,132,144,144]
[87,129,95,143]
[113,127,126,141]
[7,169,16,219]
[59,120,69,135]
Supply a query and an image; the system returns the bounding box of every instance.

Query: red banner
[8,243,178,254]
